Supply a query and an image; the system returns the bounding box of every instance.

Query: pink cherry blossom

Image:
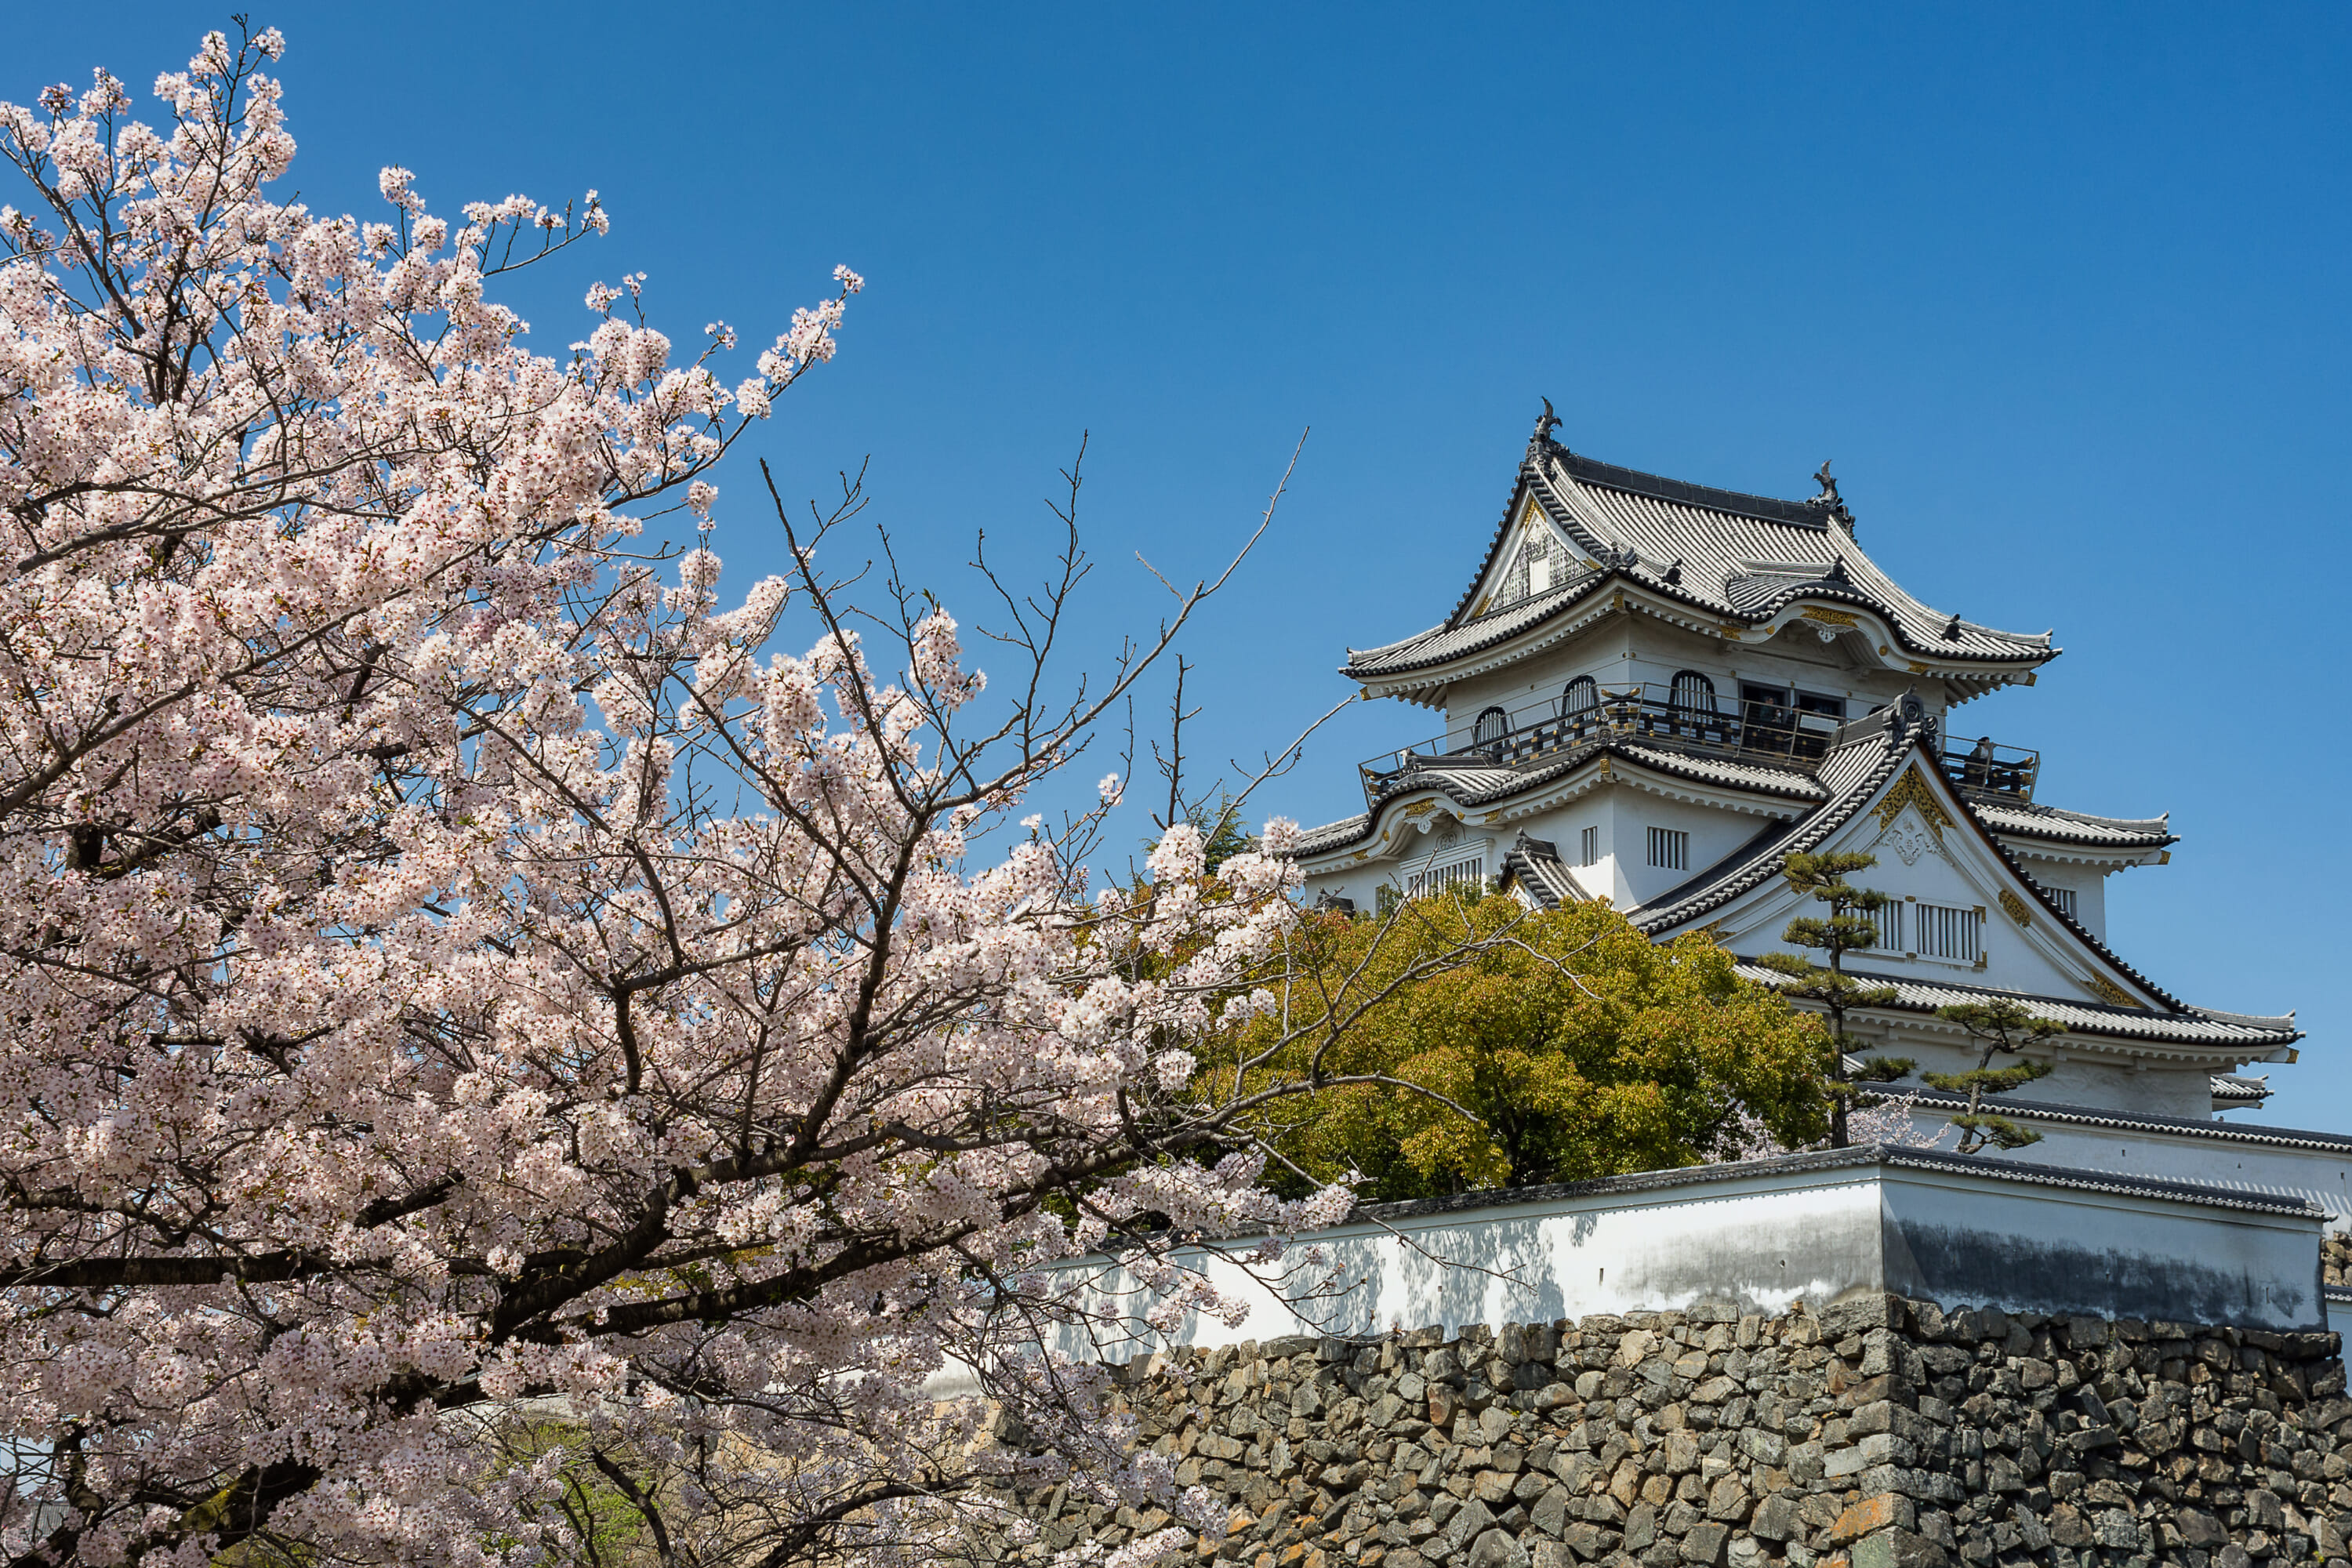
[0,26,1389,1568]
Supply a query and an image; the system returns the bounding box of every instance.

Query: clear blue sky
[16,5,2350,1127]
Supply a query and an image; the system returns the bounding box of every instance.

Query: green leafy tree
[1752,851,1915,1147]
[1926,999,2061,1153]
[1219,895,1831,1200]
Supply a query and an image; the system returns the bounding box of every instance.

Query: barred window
[1581,826,1599,867]
[1563,675,1599,720]
[1915,902,1982,962]
[1473,706,1509,748]
[1869,902,1905,952]
[1407,858,1485,898]
[1669,670,1718,716]
[2048,886,2078,920]
[1646,827,1689,871]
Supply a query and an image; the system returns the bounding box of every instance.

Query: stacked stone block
[1003,1298,2350,1568]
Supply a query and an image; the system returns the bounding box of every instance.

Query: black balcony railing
[1940,738,2038,799]
[1357,685,2038,806]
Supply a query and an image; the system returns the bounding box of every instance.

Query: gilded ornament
[2087,975,2142,1009]
[1998,890,2033,927]
[1800,607,1859,627]
[1871,765,1956,842]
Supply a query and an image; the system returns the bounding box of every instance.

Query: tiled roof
[1348,434,2053,682]
[1631,703,2281,1025]
[1292,739,1823,862]
[1737,964,2303,1050]
[1541,448,2049,662]
[1871,1087,2352,1154]
[1974,797,2174,850]
[1628,704,1921,932]
[1294,813,1370,855]
[2212,1073,2275,1109]
[1345,573,1606,677]
[1616,746,1828,800]
[1499,833,1584,909]
[1351,1142,2322,1226]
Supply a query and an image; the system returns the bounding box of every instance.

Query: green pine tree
[1926,998,2060,1153]
[1752,850,1914,1147]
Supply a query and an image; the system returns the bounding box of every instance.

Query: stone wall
[2323,1235,2348,1290]
[1004,1297,2351,1568]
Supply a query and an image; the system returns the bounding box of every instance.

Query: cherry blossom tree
[0,27,1399,1568]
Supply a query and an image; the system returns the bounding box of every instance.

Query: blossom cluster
[0,27,1336,1568]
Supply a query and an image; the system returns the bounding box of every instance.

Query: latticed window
[1580,826,1599,866]
[1915,902,1982,962]
[1869,902,1904,951]
[2048,887,2078,920]
[1563,676,1599,720]
[1669,670,1717,717]
[1507,532,1554,604]
[1472,706,1509,747]
[1646,827,1688,871]
[1407,858,1485,897]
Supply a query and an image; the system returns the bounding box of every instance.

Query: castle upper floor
[1341,412,2057,735]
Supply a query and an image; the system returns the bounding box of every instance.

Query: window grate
[1407,858,1485,898]
[1869,902,1904,952]
[1646,827,1689,871]
[1581,826,1599,867]
[1915,902,1981,962]
[2049,887,2078,920]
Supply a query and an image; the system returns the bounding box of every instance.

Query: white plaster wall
[1045,1169,1891,1369]
[1442,644,1628,751]
[2009,856,2111,942]
[1611,793,1764,909]
[1858,1018,2225,1122]
[1872,1165,2318,1327]
[1035,1159,2324,1373]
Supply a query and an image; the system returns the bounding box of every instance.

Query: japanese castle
[1297,408,2351,1214]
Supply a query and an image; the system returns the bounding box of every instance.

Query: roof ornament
[1821,555,1852,588]
[1943,612,1962,640]
[1530,397,1563,456]
[1894,687,1940,748]
[1664,557,1683,586]
[1806,458,1858,535]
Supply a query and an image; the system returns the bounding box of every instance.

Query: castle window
[1646,827,1689,871]
[1563,676,1599,720]
[2048,887,2078,920]
[1914,902,1981,962]
[1581,826,1599,866]
[1506,532,1554,604]
[1738,682,1843,759]
[1472,706,1509,749]
[1869,902,1905,951]
[1407,857,1485,898]
[1669,670,1717,715]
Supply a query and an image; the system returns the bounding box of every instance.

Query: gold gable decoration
[1998,890,2033,927]
[1801,607,1859,627]
[1523,496,1546,528]
[1871,765,1956,843]
[2087,975,2143,1010]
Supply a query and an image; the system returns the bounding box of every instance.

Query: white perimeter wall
[1036,1155,2324,1374]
